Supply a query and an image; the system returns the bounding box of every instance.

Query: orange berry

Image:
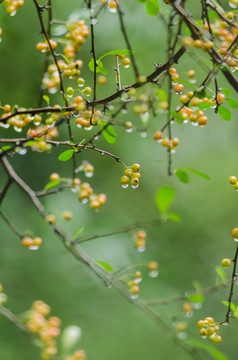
[174,84,184,94]
[153,131,163,141]
[232,228,238,239]
[22,237,34,248]
[229,176,237,185]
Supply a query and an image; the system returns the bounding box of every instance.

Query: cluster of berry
[22,236,42,250]
[75,108,101,130]
[229,175,238,190]
[153,131,179,152]
[120,164,141,189]
[26,300,61,359]
[128,271,142,299]
[3,0,24,16]
[100,0,119,13]
[134,230,146,252]
[197,317,222,344]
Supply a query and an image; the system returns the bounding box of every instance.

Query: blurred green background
[0,1,238,359]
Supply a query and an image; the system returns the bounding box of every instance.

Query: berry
[148,261,158,271]
[153,131,163,141]
[62,210,73,221]
[120,175,130,185]
[49,173,60,182]
[232,228,238,239]
[45,214,56,224]
[174,84,184,94]
[229,176,237,185]
[97,75,107,85]
[82,87,92,96]
[33,237,42,247]
[122,58,131,68]
[221,258,231,268]
[131,164,140,172]
[129,285,140,295]
[22,237,34,248]
[210,335,222,344]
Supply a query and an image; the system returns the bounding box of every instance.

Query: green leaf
[226,98,238,109]
[215,266,227,283]
[58,149,75,161]
[167,212,181,222]
[88,58,108,75]
[95,260,113,273]
[99,49,133,60]
[222,88,232,96]
[193,280,202,290]
[184,338,231,360]
[72,226,84,240]
[101,124,117,144]
[175,169,189,183]
[187,293,204,304]
[43,95,50,105]
[184,168,210,180]
[184,26,192,35]
[218,105,232,121]
[155,186,175,214]
[222,301,236,313]
[198,102,212,110]
[146,0,159,16]
[1,145,12,152]
[157,89,168,101]
[61,326,82,355]
[136,0,146,2]
[170,110,184,124]
[207,10,218,18]
[44,180,60,190]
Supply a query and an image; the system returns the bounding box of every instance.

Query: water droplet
[140,131,147,138]
[148,270,159,278]
[185,311,193,318]
[71,188,78,193]
[140,112,149,123]
[130,294,138,300]
[10,11,17,16]
[122,184,128,189]
[192,302,202,310]
[171,149,176,154]
[16,147,27,155]
[175,91,183,95]
[34,121,41,126]
[172,80,178,85]
[0,122,10,129]
[48,87,57,94]
[177,332,187,340]
[90,18,98,25]
[234,238,238,242]
[131,184,139,189]
[29,245,39,251]
[100,152,105,156]
[126,128,133,133]
[85,126,93,131]
[136,245,145,252]
[94,135,99,140]
[222,322,228,326]
[76,124,82,128]
[188,78,197,84]
[120,92,130,102]
[229,1,238,8]
[13,126,22,132]
[85,172,94,178]
[121,108,128,114]
[82,198,88,204]
[191,122,198,127]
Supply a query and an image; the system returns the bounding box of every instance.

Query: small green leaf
[146,0,159,16]
[101,124,117,144]
[88,59,108,75]
[72,226,84,240]
[136,0,146,2]
[1,145,12,152]
[170,110,184,124]
[44,180,60,190]
[226,98,238,109]
[222,301,236,313]
[215,266,227,283]
[155,186,175,214]
[43,95,50,105]
[187,293,204,304]
[218,105,232,121]
[184,26,192,35]
[222,88,232,96]
[167,212,181,222]
[184,168,210,180]
[61,326,82,355]
[175,169,189,183]
[58,149,75,161]
[198,101,212,110]
[95,260,113,273]
[157,89,167,101]
[192,280,201,290]
[184,338,230,360]
[99,49,133,60]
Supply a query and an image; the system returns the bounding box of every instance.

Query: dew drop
[94,135,99,140]
[188,78,197,84]
[16,147,27,155]
[126,128,133,133]
[71,188,78,193]
[29,245,39,251]
[229,1,238,8]
[177,332,187,340]
[122,184,128,189]
[191,122,198,127]
[148,270,159,278]
[136,245,145,252]
[140,131,147,138]
[90,18,98,25]
[82,198,88,204]
[131,184,139,189]
[192,302,202,310]
[0,122,10,129]
[13,126,22,132]
[85,172,94,178]
[175,91,183,95]
[185,311,193,318]
[10,11,17,16]
[100,152,105,156]
[48,87,57,94]
[85,126,93,131]
[130,294,138,300]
